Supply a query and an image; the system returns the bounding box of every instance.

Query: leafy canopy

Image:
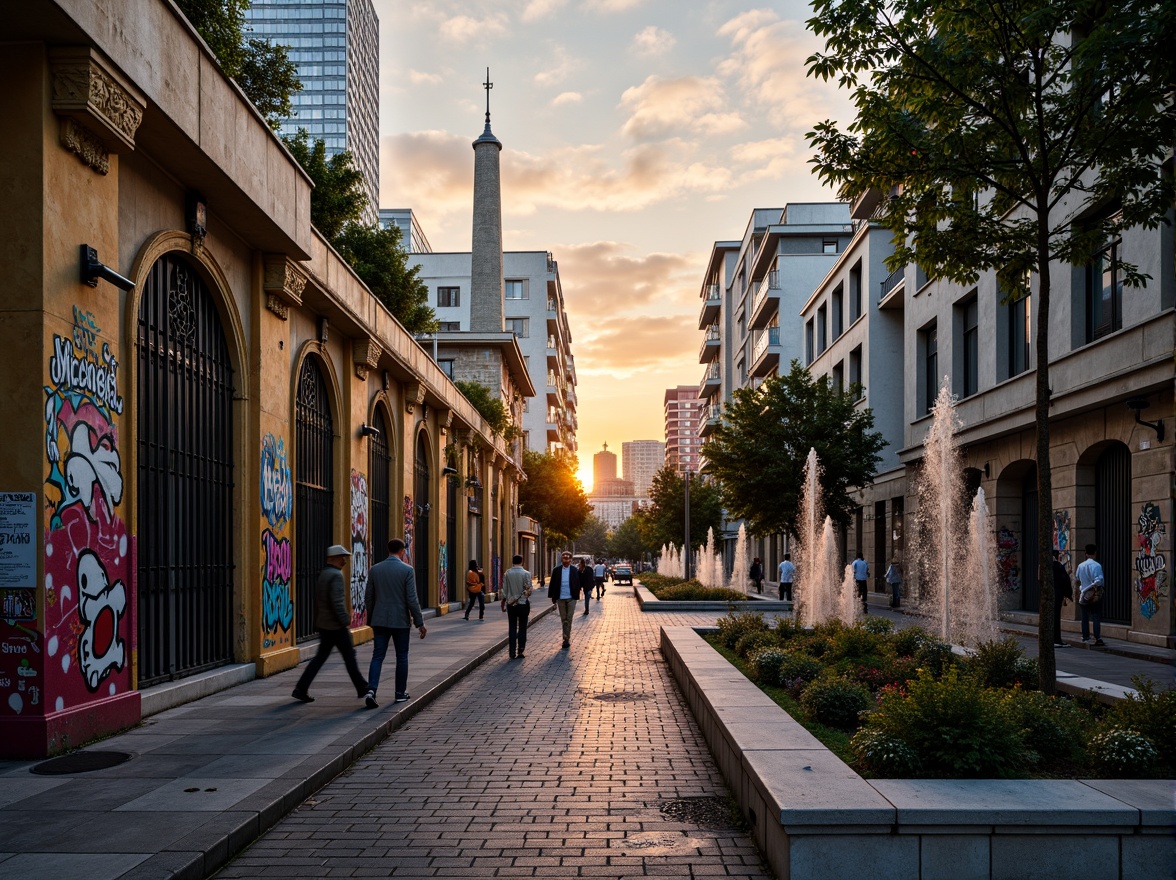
[574,515,610,556]
[282,129,368,241]
[702,361,886,538]
[454,381,511,437]
[334,223,437,335]
[645,466,724,551]
[519,450,591,544]
[607,511,658,562]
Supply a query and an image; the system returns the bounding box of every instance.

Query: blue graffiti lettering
[262,579,293,633]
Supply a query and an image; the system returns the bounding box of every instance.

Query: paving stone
[0,852,152,880]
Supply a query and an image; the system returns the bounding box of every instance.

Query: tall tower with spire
[470,68,504,332]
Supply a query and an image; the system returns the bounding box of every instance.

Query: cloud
[619,75,746,141]
[584,0,648,12]
[554,242,695,315]
[727,136,809,181]
[631,25,676,56]
[438,13,508,44]
[522,0,568,22]
[551,91,583,107]
[534,46,578,87]
[575,315,700,374]
[408,69,443,86]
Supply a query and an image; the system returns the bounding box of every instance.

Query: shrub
[800,675,872,730]
[716,611,767,650]
[735,630,778,660]
[773,616,807,642]
[850,729,921,777]
[964,638,1038,690]
[863,616,894,635]
[849,656,920,693]
[1088,729,1160,777]
[830,624,884,661]
[1102,676,1176,777]
[653,582,749,602]
[859,669,1028,777]
[749,648,790,685]
[1001,689,1090,769]
[775,651,824,691]
[914,638,956,677]
[890,625,930,658]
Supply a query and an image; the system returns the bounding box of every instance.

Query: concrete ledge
[634,581,792,613]
[661,624,1174,880]
[140,663,257,718]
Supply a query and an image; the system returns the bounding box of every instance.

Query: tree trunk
[1035,227,1057,695]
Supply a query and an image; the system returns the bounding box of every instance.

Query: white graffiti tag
[63,423,123,520]
[75,550,127,692]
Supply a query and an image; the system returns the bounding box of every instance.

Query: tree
[805,0,1176,692]
[335,223,437,335]
[645,466,724,551]
[608,511,658,563]
[175,0,300,128]
[575,515,610,556]
[282,129,368,240]
[519,450,591,545]
[702,362,886,538]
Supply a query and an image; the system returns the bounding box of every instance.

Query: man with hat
[363,538,427,708]
[292,544,369,703]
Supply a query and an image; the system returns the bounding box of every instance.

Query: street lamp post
[684,469,691,581]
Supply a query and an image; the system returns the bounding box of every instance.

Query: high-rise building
[622,440,665,498]
[594,443,617,484]
[664,387,703,473]
[244,0,380,225]
[588,444,639,529]
[378,209,432,254]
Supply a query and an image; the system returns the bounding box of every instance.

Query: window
[832,361,844,395]
[823,239,838,254]
[506,318,529,337]
[849,345,862,399]
[1008,293,1031,376]
[505,279,526,300]
[958,294,979,397]
[439,359,455,379]
[816,304,828,355]
[1087,228,1123,341]
[439,321,461,332]
[921,322,938,414]
[849,261,862,323]
[437,286,460,307]
[805,319,814,364]
[831,284,844,338]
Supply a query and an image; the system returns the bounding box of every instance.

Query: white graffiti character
[75,550,127,691]
[64,422,123,519]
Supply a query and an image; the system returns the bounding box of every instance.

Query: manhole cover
[592,691,651,702]
[31,750,132,775]
[659,796,743,829]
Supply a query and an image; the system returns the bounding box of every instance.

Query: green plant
[914,638,956,677]
[1000,689,1090,770]
[800,675,872,730]
[773,616,807,641]
[862,616,894,635]
[1101,676,1176,777]
[716,611,768,650]
[649,581,748,602]
[890,625,930,658]
[735,630,778,659]
[829,624,884,661]
[964,638,1038,690]
[850,729,921,777]
[749,648,790,686]
[1088,729,1160,778]
[776,651,824,691]
[455,381,511,437]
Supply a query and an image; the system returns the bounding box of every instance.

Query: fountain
[700,528,721,588]
[730,523,750,595]
[840,562,860,623]
[798,449,850,625]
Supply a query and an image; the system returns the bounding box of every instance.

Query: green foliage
[1087,729,1160,778]
[1000,689,1090,769]
[518,450,590,545]
[282,129,368,240]
[914,638,957,677]
[850,729,922,777]
[333,222,437,334]
[716,611,768,650]
[607,512,657,562]
[829,624,885,662]
[701,362,886,536]
[454,381,511,437]
[574,515,610,556]
[800,675,872,730]
[774,651,825,691]
[651,582,749,601]
[890,625,930,658]
[963,638,1039,690]
[175,0,301,128]
[748,648,791,686]
[735,630,778,660]
[1101,676,1176,776]
[645,466,724,551]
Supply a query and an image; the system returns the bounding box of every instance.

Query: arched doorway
[445,467,458,604]
[368,406,391,566]
[1095,443,1131,623]
[137,252,235,685]
[295,357,334,642]
[413,432,431,609]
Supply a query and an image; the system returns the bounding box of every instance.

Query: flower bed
[639,572,749,602]
[707,611,1175,780]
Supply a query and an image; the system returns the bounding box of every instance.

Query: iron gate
[368,407,390,565]
[295,357,334,642]
[1096,444,1131,624]
[413,433,430,609]
[137,253,235,686]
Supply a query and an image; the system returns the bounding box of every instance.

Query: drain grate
[658,796,744,830]
[592,691,651,702]
[31,750,132,775]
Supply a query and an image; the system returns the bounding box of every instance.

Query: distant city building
[244,0,380,224]
[664,386,703,473]
[592,443,634,496]
[622,440,664,498]
[378,209,432,253]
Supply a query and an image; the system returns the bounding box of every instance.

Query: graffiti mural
[996,527,1020,592]
[438,539,448,606]
[403,495,414,562]
[349,471,369,627]
[13,306,134,719]
[260,434,293,649]
[1052,509,1072,572]
[1134,502,1168,620]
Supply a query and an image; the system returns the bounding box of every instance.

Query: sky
[375,1,855,489]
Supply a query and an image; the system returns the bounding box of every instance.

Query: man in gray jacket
[292,544,369,703]
[364,538,427,708]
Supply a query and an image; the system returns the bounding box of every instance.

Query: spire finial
[483,67,493,127]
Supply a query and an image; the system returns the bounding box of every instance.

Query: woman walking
[463,559,485,620]
[579,558,592,615]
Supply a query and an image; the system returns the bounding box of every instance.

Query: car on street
[612,564,633,585]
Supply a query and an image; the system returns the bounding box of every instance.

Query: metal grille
[413,433,430,608]
[295,357,333,642]
[1020,469,1040,613]
[446,474,457,599]
[137,253,235,686]
[1096,444,1131,624]
[368,408,390,565]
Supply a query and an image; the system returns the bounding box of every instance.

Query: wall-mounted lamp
[359,423,381,438]
[80,244,135,291]
[982,462,990,478]
[441,466,458,477]
[1127,397,1164,441]
[318,316,329,344]
[187,193,207,249]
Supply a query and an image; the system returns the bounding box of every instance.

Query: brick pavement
[214,593,773,879]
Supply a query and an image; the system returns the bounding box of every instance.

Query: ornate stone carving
[262,255,307,307]
[265,293,289,320]
[438,407,454,437]
[59,118,109,174]
[49,47,145,161]
[353,338,382,381]
[405,381,426,414]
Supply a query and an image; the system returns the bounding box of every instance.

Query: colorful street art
[260,433,293,650]
[996,527,1020,592]
[6,306,134,720]
[1052,509,1072,572]
[403,495,414,562]
[349,471,369,628]
[1134,502,1168,620]
[437,539,448,606]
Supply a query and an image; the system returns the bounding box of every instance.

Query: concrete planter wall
[661,625,1174,880]
[635,582,792,613]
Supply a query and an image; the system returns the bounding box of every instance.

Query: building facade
[664,386,704,473]
[378,208,432,254]
[622,440,664,498]
[587,444,641,529]
[0,1,528,757]
[244,0,380,224]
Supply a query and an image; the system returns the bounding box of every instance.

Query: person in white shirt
[1075,543,1106,646]
[777,554,795,602]
[851,552,870,615]
[547,551,583,650]
[593,560,606,599]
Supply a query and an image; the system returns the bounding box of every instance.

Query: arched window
[295,357,334,641]
[368,407,391,564]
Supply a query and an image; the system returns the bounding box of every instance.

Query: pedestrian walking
[548,551,583,649]
[750,557,763,594]
[291,544,369,704]
[593,560,606,598]
[500,555,532,659]
[852,551,870,614]
[578,558,592,614]
[1051,550,1072,648]
[884,558,903,608]
[777,553,795,602]
[463,559,485,620]
[1076,543,1106,647]
[363,538,427,708]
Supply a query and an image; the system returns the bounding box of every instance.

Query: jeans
[889,582,902,607]
[296,627,367,696]
[368,626,411,696]
[856,580,868,612]
[507,602,530,656]
[556,598,575,644]
[1080,600,1101,641]
[464,591,485,618]
[583,587,591,613]
[779,582,793,602]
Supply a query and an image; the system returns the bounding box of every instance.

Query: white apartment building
[410,250,578,457]
[623,440,665,498]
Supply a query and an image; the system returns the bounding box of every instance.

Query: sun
[576,463,593,493]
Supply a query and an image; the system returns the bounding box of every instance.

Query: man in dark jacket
[1050,550,1073,649]
[548,550,582,650]
[364,538,427,708]
[292,544,369,703]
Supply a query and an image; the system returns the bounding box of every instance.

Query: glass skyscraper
[245,0,379,225]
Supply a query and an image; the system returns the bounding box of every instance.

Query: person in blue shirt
[851,552,870,615]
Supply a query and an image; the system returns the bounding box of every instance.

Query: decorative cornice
[49,47,145,159]
[262,255,307,307]
[353,338,382,381]
[265,293,289,320]
[404,381,427,414]
[59,118,109,174]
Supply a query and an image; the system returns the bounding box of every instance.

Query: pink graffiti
[262,529,291,583]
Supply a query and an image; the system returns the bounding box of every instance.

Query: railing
[768,269,779,290]
[705,324,721,342]
[702,283,720,302]
[879,265,906,301]
[702,363,720,383]
[546,299,557,312]
[753,325,780,362]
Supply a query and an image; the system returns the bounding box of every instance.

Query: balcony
[699,362,721,395]
[699,323,721,363]
[698,283,721,328]
[749,270,781,329]
[699,402,722,437]
[750,325,781,377]
[879,264,906,309]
